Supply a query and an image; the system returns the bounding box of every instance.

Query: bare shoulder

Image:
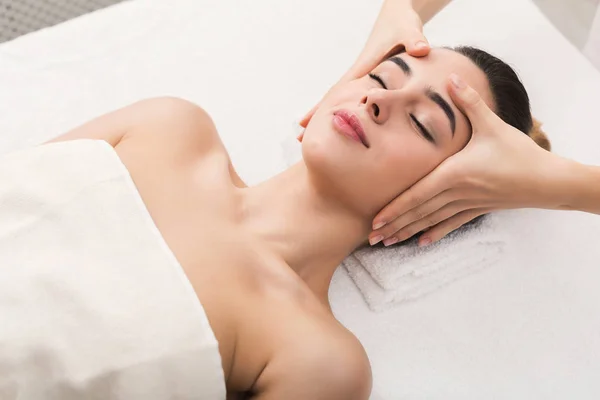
[49,96,247,187]
[129,97,247,186]
[252,306,372,400]
[131,97,247,186]
[47,96,217,149]
[301,322,372,399]
[125,96,223,153]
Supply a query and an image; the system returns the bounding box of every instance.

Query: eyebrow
[388,56,412,76]
[426,89,456,135]
[385,56,457,136]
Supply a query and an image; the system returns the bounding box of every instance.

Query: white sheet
[1,0,599,398]
[0,139,225,399]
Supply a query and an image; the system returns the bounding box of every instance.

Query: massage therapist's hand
[299,0,430,130]
[370,74,565,247]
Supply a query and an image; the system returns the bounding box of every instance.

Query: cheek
[317,81,364,110]
[374,138,444,194]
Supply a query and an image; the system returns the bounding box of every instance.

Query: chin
[302,135,358,196]
[301,134,334,178]
[302,117,352,165]
[301,118,368,193]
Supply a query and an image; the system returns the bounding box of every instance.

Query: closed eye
[368,73,387,90]
[410,114,435,144]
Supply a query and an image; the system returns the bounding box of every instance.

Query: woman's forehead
[381,48,494,110]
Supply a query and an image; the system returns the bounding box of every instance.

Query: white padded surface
[0,0,127,44]
[1,0,600,398]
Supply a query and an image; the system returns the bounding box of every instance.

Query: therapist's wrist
[381,0,420,23]
[540,154,598,213]
[552,157,600,214]
[409,0,452,23]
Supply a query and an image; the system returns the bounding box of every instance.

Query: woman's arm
[45,97,247,187]
[44,97,214,148]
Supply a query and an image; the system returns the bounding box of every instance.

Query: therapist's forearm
[553,157,600,215]
[409,0,452,23]
[380,0,451,24]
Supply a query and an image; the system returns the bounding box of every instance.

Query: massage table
[1,0,599,398]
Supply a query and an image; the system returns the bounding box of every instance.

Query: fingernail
[450,73,465,90]
[373,221,386,230]
[383,237,399,247]
[418,237,432,247]
[415,41,428,50]
[369,235,383,246]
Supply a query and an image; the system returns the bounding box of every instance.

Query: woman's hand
[370,74,566,247]
[299,0,430,130]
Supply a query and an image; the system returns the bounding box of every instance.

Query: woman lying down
[0,46,549,399]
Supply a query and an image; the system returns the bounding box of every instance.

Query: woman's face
[301,48,495,216]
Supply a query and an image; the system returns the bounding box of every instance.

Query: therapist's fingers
[404,34,431,57]
[370,190,457,244]
[299,103,319,128]
[347,36,430,81]
[302,34,430,129]
[342,53,387,85]
[448,73,501,129]
[417,208,490,246]
[380,201,468,246]
[372,165,453,231]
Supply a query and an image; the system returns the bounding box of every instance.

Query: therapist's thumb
[405,35,430,57]
[448,73,499,129]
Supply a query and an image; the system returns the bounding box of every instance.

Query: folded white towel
[344,216,506,311]
[281,130,507,311]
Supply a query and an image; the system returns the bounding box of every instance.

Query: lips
[332,110,369,148]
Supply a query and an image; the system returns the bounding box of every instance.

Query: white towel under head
[344,216,506,311]
[281,130,507,311]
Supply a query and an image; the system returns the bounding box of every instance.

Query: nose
[361,85,420,125]
[361,92,390,125]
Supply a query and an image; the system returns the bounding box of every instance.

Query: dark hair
[452,46,533,133]
[374,47,550,248]
[451,46,550,151]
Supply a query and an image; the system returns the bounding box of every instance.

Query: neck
[237,162,370,303]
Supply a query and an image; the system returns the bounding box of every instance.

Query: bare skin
[299,0,452,129]
[45,97,372,400]
[42,46,492,399]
